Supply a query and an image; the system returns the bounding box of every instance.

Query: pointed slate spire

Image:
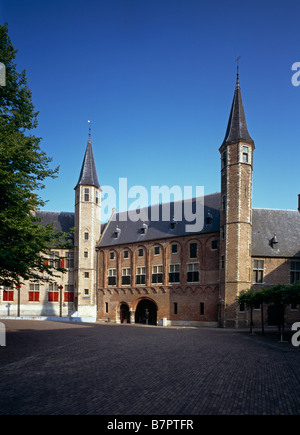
[75,123,100,189]
[221,73,254,146]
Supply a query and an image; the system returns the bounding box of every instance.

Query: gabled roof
[221,75,254,147]
[75,136,100,189]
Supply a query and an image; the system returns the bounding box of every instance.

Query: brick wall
[97,232,220,326]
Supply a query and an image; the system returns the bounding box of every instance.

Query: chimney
[298,194,300,212]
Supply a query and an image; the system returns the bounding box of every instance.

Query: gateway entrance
[120,303,130,323]
[135,299,157,325]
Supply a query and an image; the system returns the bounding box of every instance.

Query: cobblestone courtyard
[0,319,299,415]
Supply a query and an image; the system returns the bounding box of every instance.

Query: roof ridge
[253,207,298,212]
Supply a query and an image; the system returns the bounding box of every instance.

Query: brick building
[1,73,300,327]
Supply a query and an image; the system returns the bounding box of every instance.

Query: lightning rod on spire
[234,56,241,87]
[88,120,91,139]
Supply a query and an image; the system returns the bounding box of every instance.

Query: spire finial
[88,120,91,141]
[234,56,241,88]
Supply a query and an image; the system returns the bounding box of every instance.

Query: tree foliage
[237,282,300,308]
[0,24,73,287]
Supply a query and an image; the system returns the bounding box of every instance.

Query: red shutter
[29,291,34,301]
[49,292,59,302]
[59,259,65,269]
[64,291,74,302]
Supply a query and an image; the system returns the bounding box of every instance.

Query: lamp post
[16,285,21,317]
[58,285,63,317]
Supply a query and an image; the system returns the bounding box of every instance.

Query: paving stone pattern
[0,320,299,415]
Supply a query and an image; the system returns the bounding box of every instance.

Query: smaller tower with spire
[219,66,255,328]
[74,122,101,320]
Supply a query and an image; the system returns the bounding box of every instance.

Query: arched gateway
[135,298,157,325]
[120,303,130,324]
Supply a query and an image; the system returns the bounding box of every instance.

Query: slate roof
[35,201,300,259]
[98,193,221,248]
[75,137,100,189]
[221,76,254,147]
[37,211,75,234]
[252,208,300,258]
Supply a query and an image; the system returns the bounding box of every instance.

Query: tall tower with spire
[219,69,255,328]
[74,124,101,320]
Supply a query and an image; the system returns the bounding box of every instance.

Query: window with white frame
[169,264,180,283]
[29,284,40,302]
[108,268,117,286]
[66,251,74,268]
[152,265,163,284]
[187,263,199,282]
[253,260,264,284]
[48,283,59,302]
[136,267,146,285]
[64,285,74,302]
[122,268,131,285]
[290,261,300,284]
[242,145,250,163]
[49,251,59,268]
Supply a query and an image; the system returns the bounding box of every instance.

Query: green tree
[0,23,73,287]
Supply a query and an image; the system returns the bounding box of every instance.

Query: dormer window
[114,226,121,239]
[270,234,278,248]
[141,223,148,235]
[170,217,177,230]
[205,211,213,225]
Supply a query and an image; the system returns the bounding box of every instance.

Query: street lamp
[16,285,21,317]
[58,285,63,317]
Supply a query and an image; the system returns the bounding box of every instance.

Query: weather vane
[234,56,241,74]
[88,120,91,138]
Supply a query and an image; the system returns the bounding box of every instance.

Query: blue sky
[1,0,300,219]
